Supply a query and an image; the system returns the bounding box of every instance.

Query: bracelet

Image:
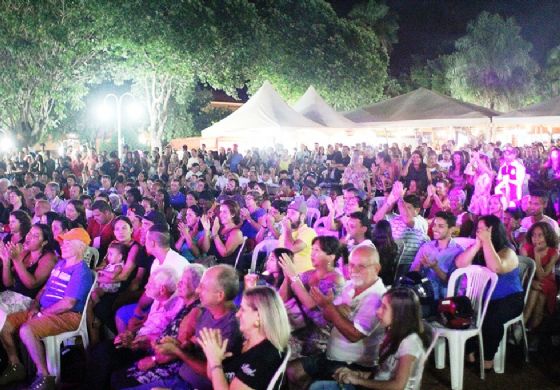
[290,274,300,283]
[210,364,223,372]
[151,356,156,363]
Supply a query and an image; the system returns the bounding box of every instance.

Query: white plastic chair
[250,239,278,273]
[306,208,321,227]
[42,272,97,383]
[233,236,248,270]
[493,256,535,373]
[266,345,291,390]
[84,247,100,269]
[433,265,498,390]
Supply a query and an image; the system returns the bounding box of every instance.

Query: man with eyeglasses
[495,144,525,207]
[287,245,386,389]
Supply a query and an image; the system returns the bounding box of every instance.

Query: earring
[254,320,260,328]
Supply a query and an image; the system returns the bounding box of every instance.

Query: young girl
[309,288,433,390]
[467,153,494,216]
[92,241,126,303]
[520,221,559,330]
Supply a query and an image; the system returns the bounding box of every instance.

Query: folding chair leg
[435,337,446,369]
[448,337,465,390]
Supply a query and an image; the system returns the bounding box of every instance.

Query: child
[92,241,126,303]
[520,221,559,330]
[309,288,433,390]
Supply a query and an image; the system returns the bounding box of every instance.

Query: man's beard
[291,220,301,230]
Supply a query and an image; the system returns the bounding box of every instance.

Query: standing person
[447,152,467,191]
[495,145,526,207]
[455,215,524,370]
[309,288,433,390]
[401,150,431,193]
[520,222,558,330]
[467,152,494,216]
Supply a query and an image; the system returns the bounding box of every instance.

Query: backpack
[394,271,436,318]
[437,295,474,329]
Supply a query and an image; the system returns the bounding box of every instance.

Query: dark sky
[329,0,560,76]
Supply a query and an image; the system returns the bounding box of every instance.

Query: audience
[0,140,558,389]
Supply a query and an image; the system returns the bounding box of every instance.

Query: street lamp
[98,92,143,159]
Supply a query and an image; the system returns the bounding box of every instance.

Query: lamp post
[101,92,141,160]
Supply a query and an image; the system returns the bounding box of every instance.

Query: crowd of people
[0,138,558,390]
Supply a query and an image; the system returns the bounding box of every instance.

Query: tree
[250,0,389,110]
[0,0,114,147]
[347,0,399,54]
[105,0,263,148]
[407,55,451,95]
[446,12,539,111]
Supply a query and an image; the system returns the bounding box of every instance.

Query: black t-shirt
[223,339,284,390]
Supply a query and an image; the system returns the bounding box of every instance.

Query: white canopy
[201,81,323,141]
[292,86,356,127]
[494,96,560,125]
[344,88,498,128]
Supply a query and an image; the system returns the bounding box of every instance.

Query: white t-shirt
[326,278,387,367]
[388,214,428,241]
[375,333,426,390]
[150,249,190,280]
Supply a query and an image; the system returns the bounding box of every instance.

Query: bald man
[287,246,387,388]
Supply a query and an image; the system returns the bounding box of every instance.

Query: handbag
[437,295,474,329]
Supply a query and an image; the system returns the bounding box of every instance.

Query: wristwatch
[290,274,301,283]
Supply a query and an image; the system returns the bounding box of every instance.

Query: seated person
[309,288,433,390]
[84,267,184,388]
[287,246,386,389]
[116,264,242,390]
[92,241,127,303]
[278,237,345,358]
[197,286,291,389]
[340,211,375,252]
[110,264,206,389]
[410,211,463,301]
[0,228,94,389]
[278,199,317,273]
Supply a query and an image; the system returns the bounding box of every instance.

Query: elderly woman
[110,264,206,389]
[455,215,524,370]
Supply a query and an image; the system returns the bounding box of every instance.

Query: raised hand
[278,253,297,279]
[197,327,231,367]
[200,215,211,232]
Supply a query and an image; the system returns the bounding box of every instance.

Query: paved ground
[3,333,560,389]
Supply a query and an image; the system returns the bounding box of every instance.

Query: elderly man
[0,228,94,390]
[288,245,387,389]
[44,181,66,215]
[127,264,242,390]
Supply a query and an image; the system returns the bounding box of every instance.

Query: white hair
[150,267,178,294]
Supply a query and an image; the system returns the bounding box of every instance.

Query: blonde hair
[243,286,290,352]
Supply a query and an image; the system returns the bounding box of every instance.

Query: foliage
[347,0,399,54]
[446,12,539,111]
[407,55,452,95]
[0,0,114,147]
[250,0,389,110]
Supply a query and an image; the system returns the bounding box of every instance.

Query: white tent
[494,96,560,125]
[201,81,324,147]
[345,88,498,128]
[293,86,356,127]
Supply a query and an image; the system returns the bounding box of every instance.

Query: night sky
[329,0,560,76]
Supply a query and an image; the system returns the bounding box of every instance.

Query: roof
[344,88,499,127]
[201,81,323,138]
[494,95,560,125]
[292,86,356,127]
